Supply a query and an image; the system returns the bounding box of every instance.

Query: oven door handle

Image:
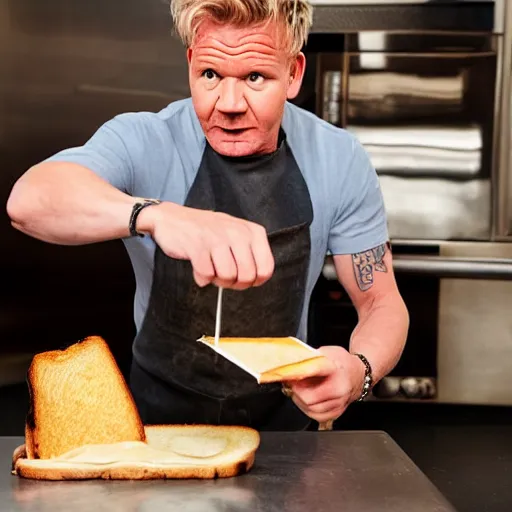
[322,255,512,281]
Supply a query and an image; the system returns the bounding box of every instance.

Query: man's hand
[285,346,366,424]
[138,201,275,290]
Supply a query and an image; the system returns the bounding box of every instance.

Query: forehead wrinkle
[205,32,278,51]
[193,22,285,53]
[195,38,278,58]
[236,32,278,49]
[195,47,280,66]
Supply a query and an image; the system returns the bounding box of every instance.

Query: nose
[216,78,247,115]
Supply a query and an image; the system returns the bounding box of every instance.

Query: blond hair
[170,0,313,55]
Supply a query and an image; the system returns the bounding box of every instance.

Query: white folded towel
[379,176,491,240]
[365,144,481,175]
[349,72,464,101]
[349,124,482,151]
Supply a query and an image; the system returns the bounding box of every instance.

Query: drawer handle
[322,255,512,280]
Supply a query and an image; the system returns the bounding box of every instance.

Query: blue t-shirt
[46,98,388,343]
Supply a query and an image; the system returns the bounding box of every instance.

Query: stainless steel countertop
[1,431,455,512]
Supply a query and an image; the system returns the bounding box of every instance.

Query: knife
[214,286,223,347]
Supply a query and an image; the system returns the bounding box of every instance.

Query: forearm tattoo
[352,243,388,291]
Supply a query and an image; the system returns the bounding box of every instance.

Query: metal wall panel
[437,242,512,404]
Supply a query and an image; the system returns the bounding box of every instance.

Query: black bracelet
[353,353,373,401]
[129,199,161,237]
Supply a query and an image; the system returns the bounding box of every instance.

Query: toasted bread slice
[13,425,260,480]
[25,336,145,460]
[197,336,336,383]
[15,336,261,481]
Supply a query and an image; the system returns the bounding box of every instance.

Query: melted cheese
[51,436,228,465]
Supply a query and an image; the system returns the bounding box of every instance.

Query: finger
[285,357,338,389]
[291,394,345,423]
[211,244,238,288]
[229,242,257,290]
[193,269,211,288]
[292,374,352,407]
[188,244,215,288]
[290,377,333,406]
[249,224,274,286]
[300,397,344,416]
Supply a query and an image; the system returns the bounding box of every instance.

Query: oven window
[317,33,498,242]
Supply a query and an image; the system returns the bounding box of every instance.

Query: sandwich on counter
[11,336,260,480]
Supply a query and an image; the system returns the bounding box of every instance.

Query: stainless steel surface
[391,255,512,279]
[310,0,489,2]
[495,0,506,34]
[309,2,497,33]
[322,253,512,280]
[437,242,512,405]
[0,432,455,512]
[495,0,512,238]
[310,0,493,3]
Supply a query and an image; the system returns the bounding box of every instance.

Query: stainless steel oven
[301,0,512,406]
[320,32,497,242]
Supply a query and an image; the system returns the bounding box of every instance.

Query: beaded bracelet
[353,353,373,401]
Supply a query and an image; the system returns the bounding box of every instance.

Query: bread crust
[13,425,260,480]
[258,356,337,383]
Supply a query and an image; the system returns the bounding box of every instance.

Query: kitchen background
[1,1,511,510]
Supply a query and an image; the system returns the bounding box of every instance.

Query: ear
[186,47,193,64]
[286,53,306,100]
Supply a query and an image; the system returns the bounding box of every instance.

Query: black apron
[130,130,315,431]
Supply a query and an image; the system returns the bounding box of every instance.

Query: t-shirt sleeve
[44,114,137,195]
[328,135,389,255]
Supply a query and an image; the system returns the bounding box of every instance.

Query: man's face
[187,20,305,157]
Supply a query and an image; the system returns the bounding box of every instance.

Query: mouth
[218,127,250,136]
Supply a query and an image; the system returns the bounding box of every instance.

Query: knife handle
[318,420,334,431]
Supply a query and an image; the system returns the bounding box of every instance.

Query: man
[6,0,409,430]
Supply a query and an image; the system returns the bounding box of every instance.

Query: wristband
[353,353,373,401]
[129,199,161,237]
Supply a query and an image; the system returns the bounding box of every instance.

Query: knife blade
[214,286,223,347]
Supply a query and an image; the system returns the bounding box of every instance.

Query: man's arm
[7,162,138,245]
[7,114,143,245]
[286,244,408,422]
[333,242,409,385]
[286,243,409,423]
[6,115,274,290]
[286,134,408,423]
